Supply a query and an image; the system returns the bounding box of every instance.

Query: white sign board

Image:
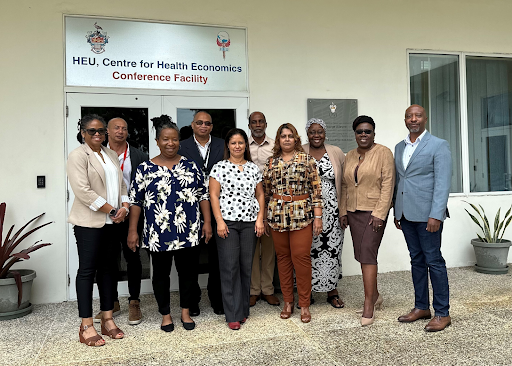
[65,16,247,91]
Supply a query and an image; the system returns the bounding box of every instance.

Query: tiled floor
[2,266,512,365]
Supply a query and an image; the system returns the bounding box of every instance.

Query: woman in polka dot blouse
[209,128,266,330]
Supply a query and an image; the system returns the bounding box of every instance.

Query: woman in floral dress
[128,115,212,333]
[303,118,346,308]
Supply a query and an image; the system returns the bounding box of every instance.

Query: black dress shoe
[213,307,225,315]
[189,304,200,317]
[160,323,174,332]
[181,318,196,331]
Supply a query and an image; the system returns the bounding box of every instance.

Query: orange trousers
[271,224,312,308]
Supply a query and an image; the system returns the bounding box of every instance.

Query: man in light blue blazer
[393,105,452,332]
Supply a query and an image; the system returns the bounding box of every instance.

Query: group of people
[67,104,452,347]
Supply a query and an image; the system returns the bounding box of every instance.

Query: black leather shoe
[189,304,200,317]
[213,307,225,315]
[181,318,196,331]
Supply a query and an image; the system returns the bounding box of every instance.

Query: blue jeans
[400,218,450,317]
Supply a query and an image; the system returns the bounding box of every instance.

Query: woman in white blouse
[67,114,129,347]
[209,128,266,330]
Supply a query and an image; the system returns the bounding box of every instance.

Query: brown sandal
[79,324,105,347]
[280,302,294,319]
[101,317,124,339]
[300,307,311,323]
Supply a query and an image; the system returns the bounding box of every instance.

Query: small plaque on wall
[307,99,358,153]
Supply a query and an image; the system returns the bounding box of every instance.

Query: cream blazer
[302,143,345,212]
[67,143,127,228]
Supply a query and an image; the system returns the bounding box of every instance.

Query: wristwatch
[109,208,117,216]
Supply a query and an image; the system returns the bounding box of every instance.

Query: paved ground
[1,266,512,366]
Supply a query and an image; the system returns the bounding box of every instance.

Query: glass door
[163,96,248,289]
[66,93,161,300]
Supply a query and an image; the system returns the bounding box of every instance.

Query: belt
[272,193,309,202]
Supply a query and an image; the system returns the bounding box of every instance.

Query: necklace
[229,158,246,166]
[358,143,375,160]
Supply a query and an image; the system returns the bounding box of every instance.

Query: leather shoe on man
[424,316,451,332]
[261,294,280,306]
[398,308,432,323]
[189,303,200,317]
[250,295,260,307]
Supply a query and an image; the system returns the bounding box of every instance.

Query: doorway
[66,93,248,300]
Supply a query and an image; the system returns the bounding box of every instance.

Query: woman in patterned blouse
[263,123,323,323]
[127,116,212,333]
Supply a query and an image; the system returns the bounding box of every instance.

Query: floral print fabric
[129,157,208,252]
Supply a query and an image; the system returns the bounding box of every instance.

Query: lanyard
[195,142,211,172]
[120,144,128,171]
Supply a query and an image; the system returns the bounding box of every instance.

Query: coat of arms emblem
[217,31,230,60]
[86,22,109,54]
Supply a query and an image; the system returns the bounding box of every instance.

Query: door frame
[65,91,249,299]
[65,92,162,301]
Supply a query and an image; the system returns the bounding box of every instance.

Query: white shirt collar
[107,142,130,156]
[404,129,427,145]
[194,134,211,147]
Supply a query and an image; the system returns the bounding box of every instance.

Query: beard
[252,130,265,138]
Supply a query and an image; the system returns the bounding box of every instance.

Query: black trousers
[150,246,200,315]
[114,221,142,302]
[193,216,223,309]
[74,224,118,318]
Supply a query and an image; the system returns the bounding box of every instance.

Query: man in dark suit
[394,105,452,332]
[94,117,148,325]
[179,111,225,315]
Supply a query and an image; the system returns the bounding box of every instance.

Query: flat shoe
[181,318,195,331]
[228,322,240,330]
[160,323,175,332]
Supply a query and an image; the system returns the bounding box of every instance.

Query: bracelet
[121,207,129,215]
[314,216,322,219]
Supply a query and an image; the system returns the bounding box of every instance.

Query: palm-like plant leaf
[492,208,501,242]
[465,202,512,244]
[0,202,52,308]
[499,215,512,242]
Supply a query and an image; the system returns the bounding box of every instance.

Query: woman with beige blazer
[340,115,395,327]
[67,114,129,347]
[303,118,346,309]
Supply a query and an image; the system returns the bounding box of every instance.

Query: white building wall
[1,0,512,304]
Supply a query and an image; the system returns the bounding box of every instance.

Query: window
[409,52,512,194]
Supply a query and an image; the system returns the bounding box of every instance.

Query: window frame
[407,49,512,197]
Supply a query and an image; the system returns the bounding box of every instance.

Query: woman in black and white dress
[303,118,346,308]
[209,128,266,330]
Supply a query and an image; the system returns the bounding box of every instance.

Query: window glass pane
[409,54,462,193]
[466,56,512,192]
[176,108,236,140]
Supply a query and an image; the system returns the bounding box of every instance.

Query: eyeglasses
[355,129,373,135]
[85,128,107,136]
[194,120,212,126]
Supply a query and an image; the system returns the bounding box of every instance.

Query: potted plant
[0,202,52,320]
[465,202,512,274]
